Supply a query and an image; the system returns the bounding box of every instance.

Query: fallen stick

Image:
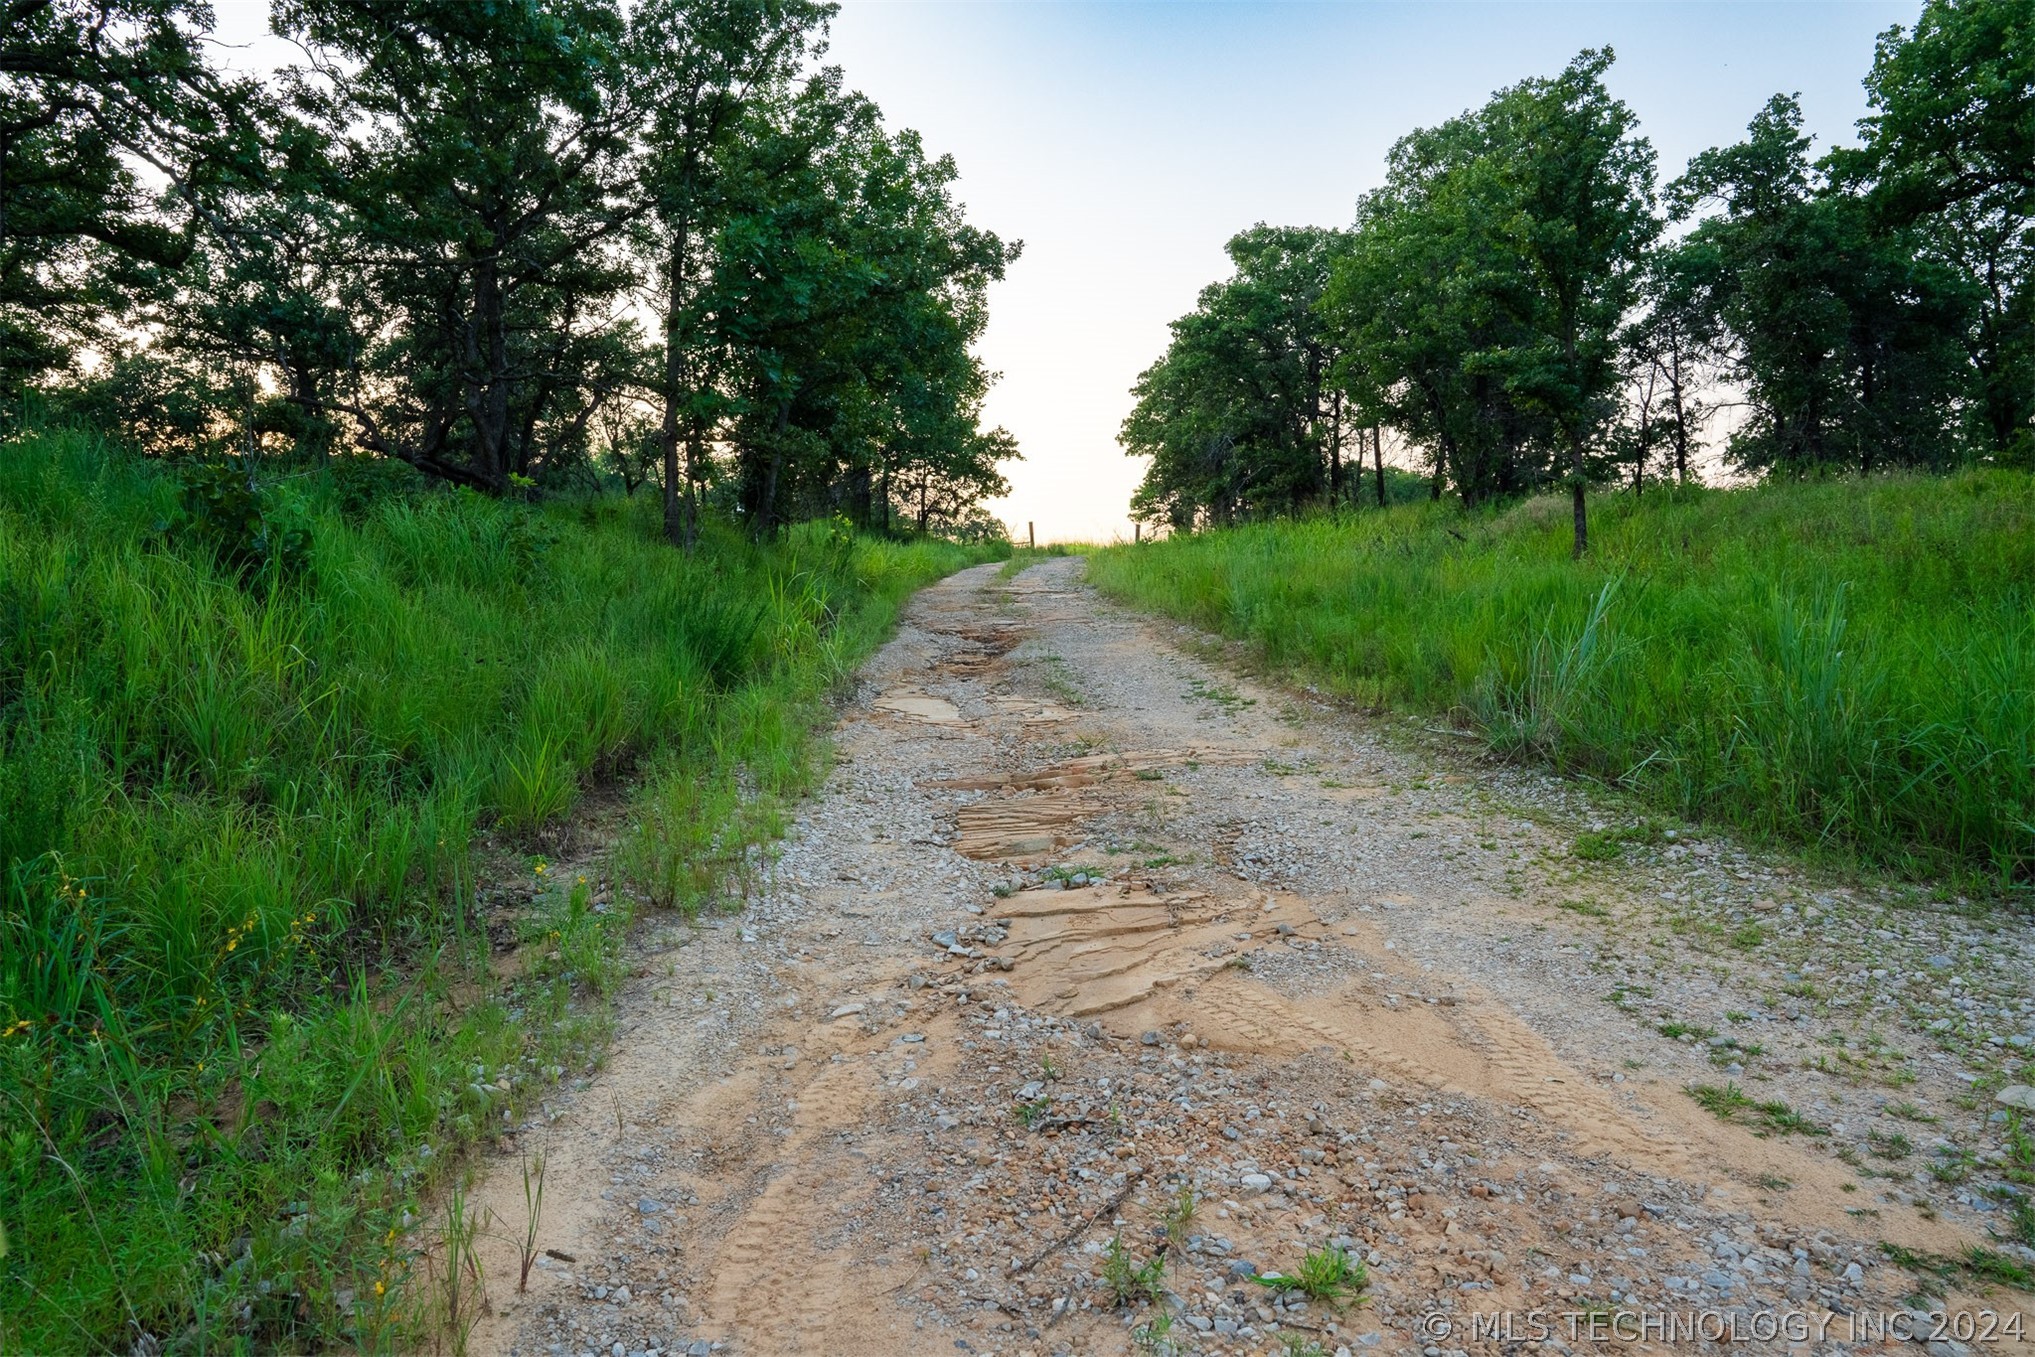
[1009,1179,1138,1276]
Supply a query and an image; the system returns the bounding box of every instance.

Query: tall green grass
[1088,474,2035,890]
[0,426,993,1350]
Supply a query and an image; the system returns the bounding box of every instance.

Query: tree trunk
[461,251,513,494]
[659,226,695,548]
[1570,434,1588,559]
[1327,389,1342,510]
[1373,424,1386,508]
[1633,402,1647,496]
[753,400,790,539]
[1561,321,1585,558]
[847,458,873,529]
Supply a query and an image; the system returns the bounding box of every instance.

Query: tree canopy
[0,0,1020,540]
[1127,2,2035,548]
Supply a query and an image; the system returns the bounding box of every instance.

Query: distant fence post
[1028,522,1035,549]
[1135,523,1141,543]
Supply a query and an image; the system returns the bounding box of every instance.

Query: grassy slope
[0,428,994,1351]
[1088,474,2035,890]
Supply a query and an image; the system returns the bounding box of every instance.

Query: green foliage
[167,458,313,578]
[1572,820,1665,861]
[0,426,984,1351]
[1883,1239,2035,1295]
[1100,1233,1167,1308]
[7,0,1018,537]
[1671,95,1974,476]
[1014,1097,1053,1129]
[0,0,255,398]
[1126,12,2031,533]
[1688,1083,1829,1136]
[1846,0,2035,463]
[1252,1243,1368,1305]
[1088,474,2035,889]
[1124,226,1355,527]
[1136,50,1657,549]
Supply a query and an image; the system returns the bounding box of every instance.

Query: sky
[209,0,1918,544]
[818,0,1916,542]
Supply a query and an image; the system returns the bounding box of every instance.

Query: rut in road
[466,557,2027,1357]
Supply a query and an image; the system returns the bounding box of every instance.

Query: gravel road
[466,556,2035,1357]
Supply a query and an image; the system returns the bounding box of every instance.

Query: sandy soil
[460,557,2035,1357]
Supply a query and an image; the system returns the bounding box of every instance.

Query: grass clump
[0,427,989,1351]
[1884,1240,2035,1295]
[1252,1242,1368,1305]
[1101,1232,1167,1307]
[1688,1082,1829,1136]
[1088,475,2035,892]
[1572,822,1664,861]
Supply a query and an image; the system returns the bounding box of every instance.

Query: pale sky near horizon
[822,1,1914,542]
[211,0,1916,543]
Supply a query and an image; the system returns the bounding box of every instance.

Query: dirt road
[467,557,2033,1357]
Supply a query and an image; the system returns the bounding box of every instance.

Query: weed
[2005,1111,2035,1186]
[1101,1233,1167,1307]
[995,544,1079,581]
[1754,1172,1793,1191]
[1015,1097,1053,1129]
[1994,1188,2035,1247]
[1132,1311,1183,1355]
[1687,1083,1829,1137]
[1755,1099,1828,1136]
[1162,1184,1198,1248]
[1558,899,1611,919]
[1572,830,1625,861]
[1689,1082,1754,1118]
[1253,1243,1368,1306]
[1964,1247,2035,1290]
[516,1153,546,1293]
[435,1183,485,1356]
[1867,1129,1913,1159]
[1186,678,1254,711]
[1884,1237,2035,1294]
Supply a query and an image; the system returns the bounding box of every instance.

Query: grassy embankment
[0,426,994,1351]
[1088,474,2034,892]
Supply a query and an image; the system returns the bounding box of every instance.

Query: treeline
[2,0,1018,540]
[1125,0,2032,552]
